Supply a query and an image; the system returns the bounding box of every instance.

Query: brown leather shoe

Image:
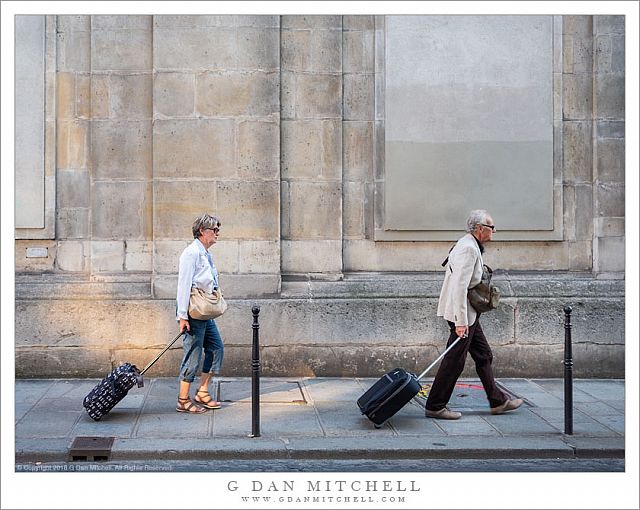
[425,407,462,420]
[490,398,523,415]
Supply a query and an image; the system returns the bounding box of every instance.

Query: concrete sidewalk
[14,377,625,464]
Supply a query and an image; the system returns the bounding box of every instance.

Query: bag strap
[483,264,493,284]
[140,329,188,376]
[441,244,455,270]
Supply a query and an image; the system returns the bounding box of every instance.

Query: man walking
[425,209,523,420]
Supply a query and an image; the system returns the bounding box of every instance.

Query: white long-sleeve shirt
[176,239,219,320]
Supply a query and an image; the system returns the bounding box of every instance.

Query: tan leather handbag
[188,287,228,320]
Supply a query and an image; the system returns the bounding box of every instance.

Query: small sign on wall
[26,247,48,258]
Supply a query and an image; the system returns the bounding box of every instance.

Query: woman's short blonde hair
[192,213,221,239]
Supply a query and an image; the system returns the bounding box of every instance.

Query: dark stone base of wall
[15,272,625,378]
[15,343,624,379]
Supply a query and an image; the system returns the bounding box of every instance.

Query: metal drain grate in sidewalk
[69,436,114,462]
[219,380,307,404]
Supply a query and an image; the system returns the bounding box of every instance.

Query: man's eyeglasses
[480,223,496,232]
[205,227,220,234]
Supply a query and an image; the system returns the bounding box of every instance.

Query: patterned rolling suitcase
[357,336,463,427]
[83,330,187,420]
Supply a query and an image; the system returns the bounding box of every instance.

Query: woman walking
[175,213,225,413]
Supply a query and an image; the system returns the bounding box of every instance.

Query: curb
[15,436,625,464]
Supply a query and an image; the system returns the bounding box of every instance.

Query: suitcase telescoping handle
[140,329,189,376]
[416,336,463,381]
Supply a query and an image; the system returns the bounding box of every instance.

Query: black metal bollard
[563,304,573,435]
[251,305,261,438]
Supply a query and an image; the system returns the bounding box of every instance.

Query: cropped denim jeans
[179,318,224,383]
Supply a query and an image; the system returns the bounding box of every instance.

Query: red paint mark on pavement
[418,382,484,397]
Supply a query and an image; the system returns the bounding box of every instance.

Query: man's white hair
[466,210,489,233]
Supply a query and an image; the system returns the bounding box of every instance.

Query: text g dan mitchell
[227,479,421,493]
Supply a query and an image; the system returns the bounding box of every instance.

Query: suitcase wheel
[374,424,383,429]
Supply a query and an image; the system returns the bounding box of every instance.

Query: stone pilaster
[89,16,154,276]
[593,16,625,274]
[562,16,595,271]
[342,16,375,245]
[55,16,91,271]
[280,15,343,275]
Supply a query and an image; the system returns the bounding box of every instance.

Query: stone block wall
[152,15,281,299]
[15,15,625,379]
[50,15,282,290]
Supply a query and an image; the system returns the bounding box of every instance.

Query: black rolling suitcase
[357,337,463,427]
[83,330,187,420]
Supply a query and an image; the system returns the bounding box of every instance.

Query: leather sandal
[194,389,222,410]
[176,397,208,414]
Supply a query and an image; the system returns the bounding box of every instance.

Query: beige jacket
[437,233,484,327]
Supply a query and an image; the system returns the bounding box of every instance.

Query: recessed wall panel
[384,16,554,232]
[15,15,46,228]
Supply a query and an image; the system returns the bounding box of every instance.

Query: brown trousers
[425,319,508,411]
